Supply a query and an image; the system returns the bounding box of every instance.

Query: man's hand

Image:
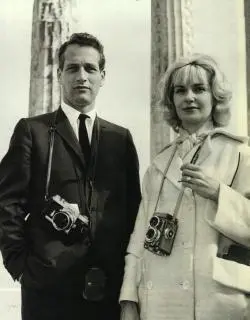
[180,163,220,202]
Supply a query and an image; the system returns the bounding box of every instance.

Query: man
[0,33,141,320]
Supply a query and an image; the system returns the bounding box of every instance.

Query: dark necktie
[78,114,91,165]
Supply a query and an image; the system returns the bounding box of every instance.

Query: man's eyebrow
[85,62,98,67]
[65,62,79,67]
[65,62,98,68]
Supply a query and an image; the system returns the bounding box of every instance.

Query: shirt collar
[61,100,97,123]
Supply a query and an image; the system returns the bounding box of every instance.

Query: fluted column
[151,0,193,158]
[244,0,250,136]
[29,0,72,116]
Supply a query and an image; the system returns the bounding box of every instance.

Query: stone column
[244,0,250,136]
[29,0,72,116]
[151,0,193,159]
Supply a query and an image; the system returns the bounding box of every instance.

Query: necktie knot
[79,113,90,122]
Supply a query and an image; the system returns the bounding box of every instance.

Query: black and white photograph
[0,0,249,319]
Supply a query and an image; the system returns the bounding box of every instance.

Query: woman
[119,54,250,320]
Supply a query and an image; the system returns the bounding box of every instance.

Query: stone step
[0,289,21,320]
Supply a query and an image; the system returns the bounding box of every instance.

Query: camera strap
[172,144,202,220]
[153,143,202,219]
[153,144,178,214]
[45,111,58,201]
[44,110,100,228]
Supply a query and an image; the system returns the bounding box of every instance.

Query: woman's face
[172,65,213,132]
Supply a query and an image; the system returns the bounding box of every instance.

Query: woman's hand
[120,301,140,320]
[180,163,220,202]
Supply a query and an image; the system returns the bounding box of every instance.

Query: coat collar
[153,129,248,189]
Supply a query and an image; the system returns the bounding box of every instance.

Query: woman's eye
[193,86,206,93]
[174,88,186,94]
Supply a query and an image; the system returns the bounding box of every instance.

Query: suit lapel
[95,117,108,156]
[54,108,87,167]
[53,111,110,169]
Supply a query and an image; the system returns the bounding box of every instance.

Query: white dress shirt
[61,101,97,143]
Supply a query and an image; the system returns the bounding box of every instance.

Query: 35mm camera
[43,195,89,238]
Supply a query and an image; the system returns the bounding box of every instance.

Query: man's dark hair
[58,32,106,71]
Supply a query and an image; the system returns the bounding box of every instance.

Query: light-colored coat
[120,130,250,320]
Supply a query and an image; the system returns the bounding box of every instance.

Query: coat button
[182,280,190,290]
[183,241,192,248]
[147,281,153,290]
[178,280,190,290]
[185,188,192,196]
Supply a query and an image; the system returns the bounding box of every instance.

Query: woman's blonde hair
[157,54,232,131]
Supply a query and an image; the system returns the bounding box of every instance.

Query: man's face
[58,44,105,112]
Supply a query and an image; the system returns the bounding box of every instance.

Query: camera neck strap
[44,111,100,218]
[153,143,202,219]
[45,111,58,201]
[153,144,178,214]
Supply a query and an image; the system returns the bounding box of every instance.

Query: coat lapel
[54,108,87,168]
[94,117,108,157]
[195,135,212,165]
[152,130,243,190]
[153,144,183,190]
[54,110,109,170]
[152,135,213,191]
[197,129,248,166]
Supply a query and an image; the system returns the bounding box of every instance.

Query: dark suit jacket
[0,108,141,308]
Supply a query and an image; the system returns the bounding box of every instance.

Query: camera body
[43,195,89,237]
[144,213,178,256]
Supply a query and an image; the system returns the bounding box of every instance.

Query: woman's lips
[183,107,198,111]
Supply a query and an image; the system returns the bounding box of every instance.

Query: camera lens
[149,216,161,228]
[53,210,72,231]
[145,227,160,243]
[164,227,174,239]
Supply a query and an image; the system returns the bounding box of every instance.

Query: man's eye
[86,66,97,73]
[67,66,78,71]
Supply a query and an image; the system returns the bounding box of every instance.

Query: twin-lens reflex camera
[144,213,178,256]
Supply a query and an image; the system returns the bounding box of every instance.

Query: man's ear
[100,70,106,87]
[57,68,62,84]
